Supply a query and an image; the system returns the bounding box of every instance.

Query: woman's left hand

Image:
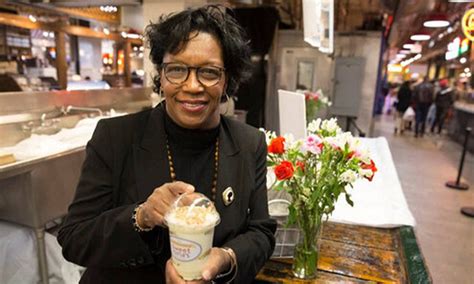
[165,247,231,283]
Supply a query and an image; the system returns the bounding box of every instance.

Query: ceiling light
[396,54,406,58]
[465,67,470,73]
[399,50,410,54]
[411,43,422,53]
[103,28,110,35]
[460,57,467,64]
[28,15,37,23]
[423,14,450,28]
[424,20,450,28]
[388,64,403,72]
[403,44,414,49]
[410,33,431,41]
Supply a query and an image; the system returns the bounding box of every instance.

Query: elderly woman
[58,5,276,284]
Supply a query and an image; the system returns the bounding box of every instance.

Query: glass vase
[292,215,323,279]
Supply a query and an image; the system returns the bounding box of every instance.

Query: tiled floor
[372,114,474,284]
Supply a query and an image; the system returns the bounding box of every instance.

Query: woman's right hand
[137,181,195,229]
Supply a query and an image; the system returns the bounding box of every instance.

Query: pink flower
[304,134,323,154]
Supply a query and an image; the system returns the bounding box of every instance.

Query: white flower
[358,168,373,178]
[324,132,353,150]
[302,187,311,197]
[283,133,297,149]
[307,118,322,133]
[347,136,361,152]
[321,118,340,133]
[340,170,357,184]
[262,129,276,145]
[356,147,372,164]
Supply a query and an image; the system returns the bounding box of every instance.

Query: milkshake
[164,193,220,280]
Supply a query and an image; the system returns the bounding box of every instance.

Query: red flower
[361,159,377,181]
[347,151,356,159]
[274,161,294,180]
[296,161,305,172]
[268,137,285,154]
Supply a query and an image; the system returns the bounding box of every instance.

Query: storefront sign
[462,8,474,41]
[460,38,470,54]
[445,37,461,60]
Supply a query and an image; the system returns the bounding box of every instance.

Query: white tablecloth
[268,137,416,228]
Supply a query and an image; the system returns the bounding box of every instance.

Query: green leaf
[273,182,285,191]
[345,194,354,207]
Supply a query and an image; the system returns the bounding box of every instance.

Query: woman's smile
[176,98,209,113]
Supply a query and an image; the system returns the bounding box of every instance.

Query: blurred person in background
[413,76,434,138]
[394,81,412,135]
[430,78,454,134]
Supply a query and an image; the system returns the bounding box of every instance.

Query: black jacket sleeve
[57,119,156,268]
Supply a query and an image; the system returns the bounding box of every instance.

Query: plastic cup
[164,192,220,280]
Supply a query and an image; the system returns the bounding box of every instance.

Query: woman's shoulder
[95,108,154,143]
[222,116,264,151]
[222,116,262,137]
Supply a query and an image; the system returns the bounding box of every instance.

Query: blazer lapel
[133,104,172,202]
[215,117,242,211]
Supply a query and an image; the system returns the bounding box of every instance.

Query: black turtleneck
[164,111,219,200]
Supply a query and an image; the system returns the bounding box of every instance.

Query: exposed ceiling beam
[29,0,141,6]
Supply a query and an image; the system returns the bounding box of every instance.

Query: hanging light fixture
[410,30,431,41]
[423,14,450,28]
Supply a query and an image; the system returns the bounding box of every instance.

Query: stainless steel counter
[0,87,153,284]
[0,147,84,227]
[449,101,474,153]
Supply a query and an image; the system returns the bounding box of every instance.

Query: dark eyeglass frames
[160,63,225,87]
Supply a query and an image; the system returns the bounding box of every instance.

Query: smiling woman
[57,5,276,284]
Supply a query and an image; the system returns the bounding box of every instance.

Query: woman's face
[160,32,226,129]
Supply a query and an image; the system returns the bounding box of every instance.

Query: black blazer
[57,104,276,283]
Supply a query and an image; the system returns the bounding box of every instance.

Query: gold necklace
[166,138,219,201]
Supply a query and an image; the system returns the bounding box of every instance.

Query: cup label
[170,235,202,262]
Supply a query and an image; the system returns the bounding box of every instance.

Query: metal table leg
[35,228,49,284]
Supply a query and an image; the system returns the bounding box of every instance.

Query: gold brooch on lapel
[222,187,234,206]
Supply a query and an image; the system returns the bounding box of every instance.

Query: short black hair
[145,5,252,96]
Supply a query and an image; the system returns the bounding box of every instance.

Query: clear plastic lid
[164,192,220,229]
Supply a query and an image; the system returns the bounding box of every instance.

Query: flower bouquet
[302,89,331,122]
[265,118,377,279]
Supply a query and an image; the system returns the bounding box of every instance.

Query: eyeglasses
[161,63,225,87]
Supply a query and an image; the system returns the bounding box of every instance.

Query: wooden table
[256,222,431,283]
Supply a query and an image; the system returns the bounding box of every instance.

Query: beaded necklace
[165,139,219,201]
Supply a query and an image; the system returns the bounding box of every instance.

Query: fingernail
[202,271,211,281]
